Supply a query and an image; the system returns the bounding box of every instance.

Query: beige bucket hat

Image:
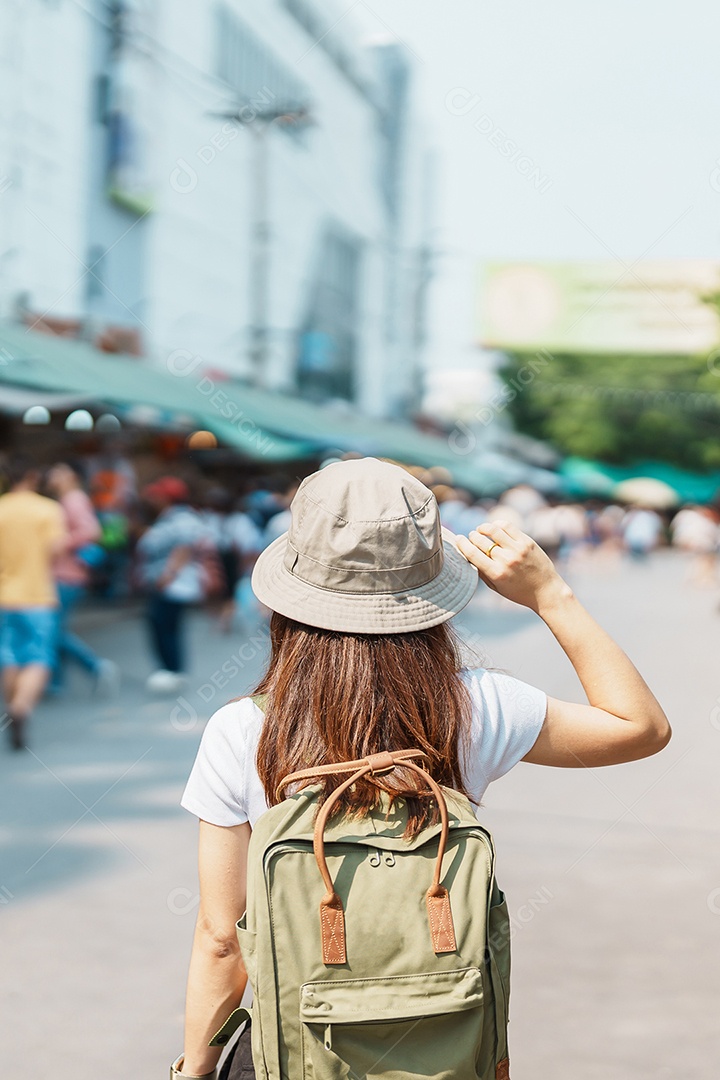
[251,458,478,634]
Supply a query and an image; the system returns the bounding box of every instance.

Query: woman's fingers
[455,534,503,587]
[455,533,493,570]
[468,530,498,556]
[494,521,524,542]
[473,520,519,547]
[460,521,566,611]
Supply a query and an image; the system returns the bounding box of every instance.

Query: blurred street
[1,549,718,1079]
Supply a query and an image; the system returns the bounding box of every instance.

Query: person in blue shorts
[0,458,67,749]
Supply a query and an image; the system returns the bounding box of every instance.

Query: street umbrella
[614,476,679,510]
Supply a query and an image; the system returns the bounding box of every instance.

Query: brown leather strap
[313,764,369,964]
[278,749,457,964]
[403,759,457,955]
[275,748,426,801]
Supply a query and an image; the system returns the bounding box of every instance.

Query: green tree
[500,352,720,469]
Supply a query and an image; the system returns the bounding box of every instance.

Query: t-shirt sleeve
[181,701,251,826]
[462,668,547,797]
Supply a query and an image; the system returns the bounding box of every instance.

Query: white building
[0,0,92,324]
[0,0,433,419]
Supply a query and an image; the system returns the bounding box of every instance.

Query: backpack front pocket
[299,967,484,1080]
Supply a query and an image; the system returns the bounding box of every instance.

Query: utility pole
[211,106,312,388]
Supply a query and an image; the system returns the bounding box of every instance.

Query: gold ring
[486,542,499,557]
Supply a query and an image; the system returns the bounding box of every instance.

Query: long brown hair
[252,612,473,835]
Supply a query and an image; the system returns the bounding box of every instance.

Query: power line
[526,378,720,412]
[66,0,113,30]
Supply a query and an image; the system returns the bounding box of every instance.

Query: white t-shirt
[181,669,547,827]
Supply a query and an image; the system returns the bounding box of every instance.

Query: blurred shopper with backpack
[201,489,262,632]
[136,477,208,694]
[0,458,67,749]
[174,458,670,1080]
[46,463,119,696]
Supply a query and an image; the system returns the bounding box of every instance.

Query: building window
[214,4,309,117]
[297,225,363,403]
[281,0,373,101]
[85,245,106,303]
[95,74,111,125]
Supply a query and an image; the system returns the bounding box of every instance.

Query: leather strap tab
[426,884,457,953]
[366,751,395,775]
[320,892,346,964]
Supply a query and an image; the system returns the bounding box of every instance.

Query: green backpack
[212,747,512,1080]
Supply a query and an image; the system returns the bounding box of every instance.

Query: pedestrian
[88,441,136,598]
[670,503,719,586]
[0,457,67,749]
[136,477,208,694]
[45,462,119,695]
[173,458,670,1079]
[622,505,663,559]
[201,489,262,632]
[226,496,263,625]
[262,482,298,547]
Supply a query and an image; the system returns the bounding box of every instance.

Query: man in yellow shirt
[0,458,67,749]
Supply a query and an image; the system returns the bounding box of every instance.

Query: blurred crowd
[1,454,719,750]
[0,453,291,748]
[434,479,720,580]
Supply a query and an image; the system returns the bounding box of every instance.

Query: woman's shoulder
[182,695,265,826]
[203,695,265,743]
[459,666,547,728]
[460,664,524,695]
[458,666,548,787]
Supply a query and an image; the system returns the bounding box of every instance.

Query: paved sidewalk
[1,551,719,1079]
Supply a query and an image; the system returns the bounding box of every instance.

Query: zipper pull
[324,1024,332,1051]
[369,849,381,867]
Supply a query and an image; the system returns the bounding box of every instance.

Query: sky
[355,0,720,370]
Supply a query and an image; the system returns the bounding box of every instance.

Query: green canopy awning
[0,322,312,461]
[561,456,720,504]
[0,321,563,493]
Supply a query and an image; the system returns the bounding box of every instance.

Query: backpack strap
[208,1004,251,1047]
[275,748,426,798]
[278,750,458,966]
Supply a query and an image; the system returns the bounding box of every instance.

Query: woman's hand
[456,521,671,765]
[456,521,571,614]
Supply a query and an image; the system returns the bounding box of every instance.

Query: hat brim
[251,528,479,634]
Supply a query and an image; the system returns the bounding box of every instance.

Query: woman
[46,462,119,695]
[174,458,670,1079]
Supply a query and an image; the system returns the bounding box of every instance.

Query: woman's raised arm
[456,522,671,767]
